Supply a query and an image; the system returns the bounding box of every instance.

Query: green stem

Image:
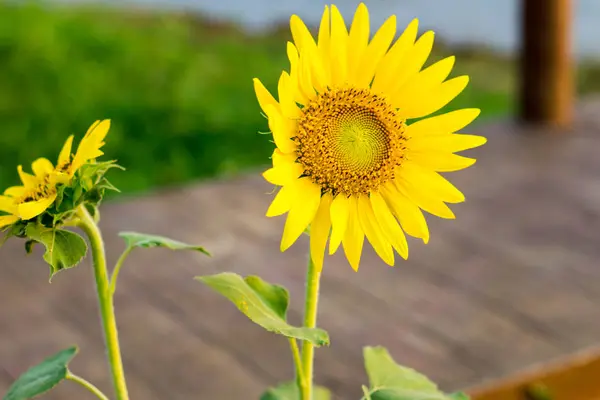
[76,206,129,400]
[289,338,306,393]
[300,256,322,400]
[109,247,132,295]
[66,371,110,400]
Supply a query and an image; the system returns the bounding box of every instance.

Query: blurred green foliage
[8,2,593,195]
[0,2,291,193]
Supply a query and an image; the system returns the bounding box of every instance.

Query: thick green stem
[300,256,322,400]
[76,206,129,400]
[66,371,110,400]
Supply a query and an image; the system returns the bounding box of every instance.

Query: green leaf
[0,222,26,247]
[448,393,469,400]
[196,272,329,346]
[368,389,448,400]
[95,177,120,193]
[525,384,553,400]
[260,381,331,400]
[78,160,124,189]
[3,346,78,400]
[363,346,447,400]
[25,224,88,280]
[24,240,35,254]
[119,231,210,255]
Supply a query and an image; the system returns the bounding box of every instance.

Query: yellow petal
[253,78,279,115]
[330,5,349,86]
[399,75,470,120]
[394,177,455,219]
[298,50,318,99]
[372,18,419,94]
[281,178,322,251]
[410,134,488,153]
[317,6,332,83]
[382,31,434,95]
[287,41,299,72]
[357,194,394,266]
[84,120,102,136]
[347,2,369,83]
[262,162,304,186]
[266,184,296,217]
[329,193,350,254]
[355,15,397,88]
[271,149,297,167]
[407,108,481,136]
[410,153,477,172]
[287,42,309,105]
[370,191,409,259]
[264,104,296,154]
[4,186,26,198]
[58,135,74,166]
[17,193,57,220]
[50,172,70,185]
[290,13,327,91]
[382,183,430,243]
[31,158,54,178]
[400,162,465,203]
[394,31,435,88]
[72,119,110,172]
[290,14,317,52]
[17,165,38,188]
[342,196,364,271]
[310,193,333,272]
[394,56,455,102]
[0,215,19,228]
[277,71,301,119]
[0,195,17,213]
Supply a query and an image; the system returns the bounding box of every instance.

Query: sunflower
[254,3,486,271]
[0,120,110,228]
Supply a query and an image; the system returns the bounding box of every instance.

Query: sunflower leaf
[77,160,124,190]
[448,393,470,400]
[260,381,331,400]
[3,346,78,400]
[362,346,449,400]
[25,223,88,281]
[119,231,210,255]
[196,272,329,346]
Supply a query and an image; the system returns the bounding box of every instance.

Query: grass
[0,2,596,195]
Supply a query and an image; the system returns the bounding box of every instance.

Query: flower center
[20,175,56,203]
[295,88,406,196]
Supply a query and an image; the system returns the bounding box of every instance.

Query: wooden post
[519,0,573,127]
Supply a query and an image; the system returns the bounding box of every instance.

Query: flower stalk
[76,205,129,400]
[300,255,322,400]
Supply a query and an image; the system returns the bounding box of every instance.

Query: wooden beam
[467,346,600,400]
[519,0,573,127]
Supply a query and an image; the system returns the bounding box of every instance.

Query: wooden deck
[2,99,600,399]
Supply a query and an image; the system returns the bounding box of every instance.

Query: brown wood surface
[1,99,600,399]
[468,345,600,400]
[519,0,574,127]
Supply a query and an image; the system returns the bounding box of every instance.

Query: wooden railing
[467,345,600,400]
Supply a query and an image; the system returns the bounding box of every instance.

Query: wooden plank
[468,346,600,400]
[519,0,573,127]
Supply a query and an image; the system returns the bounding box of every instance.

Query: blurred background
[0,0,599,194]
[2,1,600,399]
